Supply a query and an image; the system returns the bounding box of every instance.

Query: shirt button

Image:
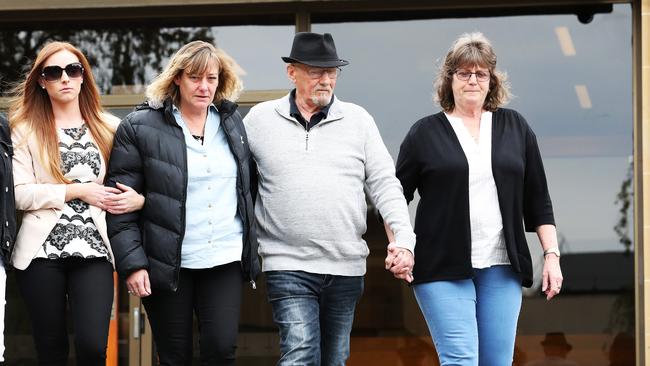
[3,152,7,157]
[203,154,208,158]
[208,240,211,244]
[208,221,212,225]
[208,204,212,208]
[5,241,9,247]
[207,169,211,173]
[4,221,7,227]
[4,187,8,192]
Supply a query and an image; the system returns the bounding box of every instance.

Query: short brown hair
[435,32,511,112]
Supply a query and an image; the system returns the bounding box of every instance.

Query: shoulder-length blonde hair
[435,32,511,112]
[146,40,244,107]
[8,41,116,183]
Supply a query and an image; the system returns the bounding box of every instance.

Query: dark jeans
[142,261,243,366]
[265,271,364,366]
[16,257,114,366]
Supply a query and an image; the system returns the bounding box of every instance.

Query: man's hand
[384,242,414,283]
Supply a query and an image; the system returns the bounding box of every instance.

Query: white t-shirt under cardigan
[445,111,510,269]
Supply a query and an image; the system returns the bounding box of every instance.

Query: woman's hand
[126,269,152,298]
[65,182,121,209]
[542,254,563,300]
[385,242,414,283]
[537,225,563,300]
[103,182,145,214]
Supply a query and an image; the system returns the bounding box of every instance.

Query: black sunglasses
[41,62,84,82]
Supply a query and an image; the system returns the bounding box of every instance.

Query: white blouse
[445,111,510,269]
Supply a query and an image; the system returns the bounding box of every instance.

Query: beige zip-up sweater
[244,94,415,276]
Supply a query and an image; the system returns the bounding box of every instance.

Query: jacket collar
[275,93,344,125]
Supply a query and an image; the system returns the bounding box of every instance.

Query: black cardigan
[396,108,554,287]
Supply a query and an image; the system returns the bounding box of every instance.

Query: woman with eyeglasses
[7,41,143,365]
[387,32,563,365]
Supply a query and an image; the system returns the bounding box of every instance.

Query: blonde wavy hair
[435,32,511,112]
[146,40,244,107]
[8,41,116,183]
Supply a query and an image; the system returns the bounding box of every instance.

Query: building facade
[0,0,648,365]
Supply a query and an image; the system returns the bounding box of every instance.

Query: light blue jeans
[265,270,364,366]
[413,265,522,366]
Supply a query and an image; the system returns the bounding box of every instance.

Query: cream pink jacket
[10,115,119,270]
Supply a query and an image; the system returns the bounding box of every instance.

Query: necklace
[191,134,204,145]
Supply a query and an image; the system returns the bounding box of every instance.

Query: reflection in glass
[0,28,215,94]
[0,25,292,96]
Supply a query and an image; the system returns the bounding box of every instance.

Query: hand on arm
[538,224,563,300]
[103,182,145,214]
[65,182,121,209]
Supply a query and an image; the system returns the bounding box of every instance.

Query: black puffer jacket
[105,99,260,292]
[0,115,16,266]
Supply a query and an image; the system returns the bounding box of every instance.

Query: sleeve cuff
[393,231,416,253]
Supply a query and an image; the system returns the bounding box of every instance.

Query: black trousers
[16,257,114,366]
[142,261,244,366]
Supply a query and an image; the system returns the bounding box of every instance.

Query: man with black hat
[244,32,416,365]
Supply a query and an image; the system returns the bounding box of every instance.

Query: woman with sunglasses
[8,41,143,365]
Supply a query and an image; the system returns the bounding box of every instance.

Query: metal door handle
[132,307,141,339]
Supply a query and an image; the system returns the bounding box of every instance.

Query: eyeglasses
[454,70,490,82]
[302,67,341,80]
[41,63,84,82]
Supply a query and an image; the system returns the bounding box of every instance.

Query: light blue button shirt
[172,104,243,269]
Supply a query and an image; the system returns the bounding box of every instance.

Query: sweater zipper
[305,125,310,151]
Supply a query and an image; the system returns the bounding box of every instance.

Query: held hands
[102,182,145,214]
[384,242,414,283]
[542,254,563,301]
[126,269,152,298]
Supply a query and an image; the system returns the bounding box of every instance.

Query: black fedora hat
[282,32,349,68]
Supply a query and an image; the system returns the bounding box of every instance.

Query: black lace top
[35,124,110,261]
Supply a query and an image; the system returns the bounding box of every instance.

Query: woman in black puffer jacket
[0,115,16,365]
[105,41,259,366]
